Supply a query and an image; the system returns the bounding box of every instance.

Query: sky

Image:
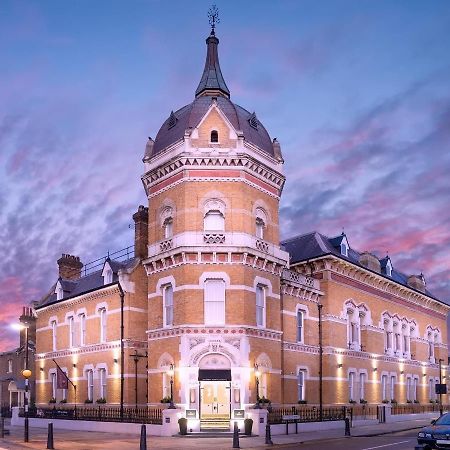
[1,0,449,351]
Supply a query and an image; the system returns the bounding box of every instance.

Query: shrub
[359,399,368,404]
[84,399,93,404]
[160,396,171,403]
[382,399,389,404]
[59,399,67,404]
[349,399,357,404]
[96,398,107,404]
[390,399,398,404]
[48,398,56,404]
[298,400,307,405]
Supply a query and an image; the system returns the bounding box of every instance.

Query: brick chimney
[57,254,83,280]
[133,205,149,259]
[19,306,36,348]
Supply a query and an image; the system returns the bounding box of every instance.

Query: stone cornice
[147,325,283,342]
[294,255,449,318]
[141,154,285,198]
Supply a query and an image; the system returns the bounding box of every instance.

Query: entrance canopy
[198,369,231,381]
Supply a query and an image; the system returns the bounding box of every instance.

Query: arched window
[210,130,218,143]
[256,285,265,327]
[255,208,267,239]
[204,210,225,232]
[86,369,94,401]
[163,218,173,239]
[297,370,306,402]
[296,310,304,343]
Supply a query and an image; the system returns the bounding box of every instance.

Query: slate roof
[150,32,276,158]
[152,95,275,157]
[36,258,136,309]
[282,231,438,300]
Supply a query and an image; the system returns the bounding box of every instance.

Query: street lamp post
[254,364,261,409]
[439,359,444,416]
[12,323,31,443]
[167,364,176,409]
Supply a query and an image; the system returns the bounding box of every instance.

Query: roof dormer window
[210,130,219,143]
[386,259,392,277]
[340,241,348,257]
[102,261,113,285]
[55,281,63,300]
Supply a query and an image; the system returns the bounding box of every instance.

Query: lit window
[51,320,57,351]
[79,314,86,346]
[210,130,218,143]
[204,210,224,232]
[256,285,265,327]
[204,279,225,325]
[99,308,107,343]
[296,310,304,343]
[297,370,306,402]
[87,369,94,401]
[99,368,107,400]
[163,285,174,327]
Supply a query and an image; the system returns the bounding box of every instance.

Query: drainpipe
[318,303,323,421]
[118,282,125,421]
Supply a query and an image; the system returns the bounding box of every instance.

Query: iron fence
[268,406,346,424]
[348,404,378,420]
[0,406,12,418]
[391,403,445,415]
[21,406,162,425]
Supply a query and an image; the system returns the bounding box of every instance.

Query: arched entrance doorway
[198,354,231,428]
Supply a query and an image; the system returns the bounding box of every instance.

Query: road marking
[361,440,411,450]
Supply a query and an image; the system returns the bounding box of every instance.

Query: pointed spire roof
[195,32,230,99]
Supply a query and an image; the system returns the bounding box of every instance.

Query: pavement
[0,417,432,449]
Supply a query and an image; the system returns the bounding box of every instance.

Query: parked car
[418,413,450,449]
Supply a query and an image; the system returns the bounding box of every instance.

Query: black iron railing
[0,406,12,418]
[268,406,346,424]
[348,404,378,420]
[391,403,445,415]
[21,406,162,425]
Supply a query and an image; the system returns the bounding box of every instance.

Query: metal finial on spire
[208,5,220,35]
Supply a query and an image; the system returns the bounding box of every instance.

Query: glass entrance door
[200,381,230,419]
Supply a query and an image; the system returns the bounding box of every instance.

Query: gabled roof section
[195,33,230,99]
[282,231,438,300]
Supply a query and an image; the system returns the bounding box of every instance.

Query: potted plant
[349,399,357,404]
[406,400,412,404]
[244,418,253,436]
[160,396,171,404]
[298,400,307,405]
[390,399,397,404]
[178,417,187,435]
[49,397,56,404]
[84,399,93,404]
[59,399,67,404]
[414,400,420,404]
[96,398,107,404]
[360,399,368,404]
[382,399,389,404]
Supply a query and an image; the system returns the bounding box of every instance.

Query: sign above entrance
[198,369,232,381]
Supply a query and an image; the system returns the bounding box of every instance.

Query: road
[273,429,418,450]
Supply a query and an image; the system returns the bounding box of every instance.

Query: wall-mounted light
[40,367,44,372]
[422,373,426,377]
[337,363,343,368]
[400,371,404,375]
[73,363,77,368]
[373,367,378,372]
[114,358,118,364]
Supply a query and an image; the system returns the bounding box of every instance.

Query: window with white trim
[204,279,225,325]
[406,377,411,402]
[413,378,418,402]
[87,369,94,401]
[256,285,265,327]
[104,268,113,285]
[210,130,218,143]
[296,310,304,343]
[340,241,348,256]
[51,320,57,351]
[348,372,355,402]
[163,285,174,327]
[62,370,68,401]
[429,379,435,401]
[79,314,86,346]
[7,359,12,373]
[51,372,57,400]
[69,316,75,348]
[163,218,173,239]
[298,370,306,402]
[381,375,388,401]
[256,218,265,239]
[204,210,225,232]
[390,375,396,401]
[359,373,366,401]
[99,308,107,343]
[56,283,63,300]
[428,333,435,360]
[99,368,107,400]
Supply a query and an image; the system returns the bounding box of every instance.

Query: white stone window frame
[163,284,174,328]
[160,206,174,239]
[340,235,349,257]
[203,198,226,233]
[348,369,357,402]
[390,373,397,401]
[102,262,113,285]
[255,207,267,240]
[381,372,389,401]
[97,305,108,343]
[385,258,393,277]
[209,128,219,144]
[55,281,64,300]
[358,369,368,402]
[96,364,108,401]
[297,367,308,402]
[255,284,266,328]
[78,311,87,347]
[51,319,57,352]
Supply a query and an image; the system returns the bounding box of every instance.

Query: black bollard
[140,424,147,450]
[232,421,240,449]
[265,423,273,445]
[344,417,351,437]
[47,423,54,450]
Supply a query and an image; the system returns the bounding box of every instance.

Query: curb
[353,425,424,438]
